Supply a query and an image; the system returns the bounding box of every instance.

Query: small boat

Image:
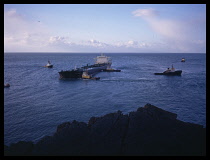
[82,70,100,80]
[154,65,182,76]
[45,61,53,68]
[181,58,185,62]
[4,83,10,88]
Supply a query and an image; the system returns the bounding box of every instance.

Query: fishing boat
[154,65,182,76]
[58,54,112,79]
[45,61,53,68]
[181,58,185,62]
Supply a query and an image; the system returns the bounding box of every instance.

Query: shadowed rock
[4,104,206,156]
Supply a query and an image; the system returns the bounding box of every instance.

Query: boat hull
[154,70,182,76]
[59,70,83,79]
[45,65,53,68]
[87,65,108,75]
[58,54,113,79]
[102,69,121,72]
[59,64,109,79]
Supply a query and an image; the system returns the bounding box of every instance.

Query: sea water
[4,53,206,145]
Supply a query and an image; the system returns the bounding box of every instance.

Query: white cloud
[86,39,109,48]
[132,8,206,53]
[4,9,166,53]
[133,8,184,41]
[4,8,205,53]
[115,40,152,49]
[49,36,68,44]
[132,8,158,18]
[127,40,138,46]
[4,9,51,52]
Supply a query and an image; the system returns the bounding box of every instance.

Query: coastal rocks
[4,141,34,156]
[87,110,129,155]
[4,104,206,156]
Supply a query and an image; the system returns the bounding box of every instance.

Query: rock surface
[4,104,206,156]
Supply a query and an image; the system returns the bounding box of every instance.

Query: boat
[181,58,185,62]
[4,83,10,88]
[102,68,121,72]
[82,70,100,80]
[45,61,53,68]
[154,65,182,76]
[58,54,112,79]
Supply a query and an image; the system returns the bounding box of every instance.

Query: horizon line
[4,52,206,54]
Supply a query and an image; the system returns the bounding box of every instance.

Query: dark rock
[4,104,206,156]
[142,103,177,120]
[56,122,71,133]
[4,141,34,156]
[88,110,128,155]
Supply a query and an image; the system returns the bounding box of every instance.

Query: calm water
[4,53,206,145]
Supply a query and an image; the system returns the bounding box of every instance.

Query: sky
[4,4,206,53]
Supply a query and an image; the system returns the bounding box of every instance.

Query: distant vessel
[181,58,185,62]
[154,65,182,76]
[45,61,53,68]
[59,54,112,79]
[4,83,10,88]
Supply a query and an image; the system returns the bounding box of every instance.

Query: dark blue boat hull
[154,70,182,76]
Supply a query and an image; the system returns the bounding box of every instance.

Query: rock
[56,122,71,133]
[4,141,34,156]
[4,104,206,156]
[142,103,177,120]
[88,110,129,155]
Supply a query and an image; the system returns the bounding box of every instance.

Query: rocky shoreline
[4,103,206,156]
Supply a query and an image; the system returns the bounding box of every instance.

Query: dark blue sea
[4,53,206,146]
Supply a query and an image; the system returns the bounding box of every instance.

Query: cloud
[46,37,159,52]
[3,8,169,53]
[4,9,51,52]
[132,8,206,53]
[127,40,138,46]
[49,36,68,44]
[115,40,151,49]
[132,8,184,40]
[88,39,109,47]
[132,8,158,18]
[4,8,205,53]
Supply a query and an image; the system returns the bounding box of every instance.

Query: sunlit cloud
[49,36,68,44]
[4,9,51,51]
[132,8,158,18]
[4,7,205,53]
[132,8,206,53]
[86,39,109,48]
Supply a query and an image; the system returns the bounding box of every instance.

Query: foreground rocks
[4,104,206,156]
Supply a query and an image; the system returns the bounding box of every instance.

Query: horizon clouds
[4,5,206,53]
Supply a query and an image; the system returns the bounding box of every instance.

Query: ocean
[4,53,206,146]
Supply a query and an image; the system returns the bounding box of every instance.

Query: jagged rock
[88,110,129,155]
[4,104,206,156]
[4,141,34,156]
[142,103,177,120]
[56,122,71,133]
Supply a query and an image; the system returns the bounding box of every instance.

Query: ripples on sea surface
[4,53,206,145]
